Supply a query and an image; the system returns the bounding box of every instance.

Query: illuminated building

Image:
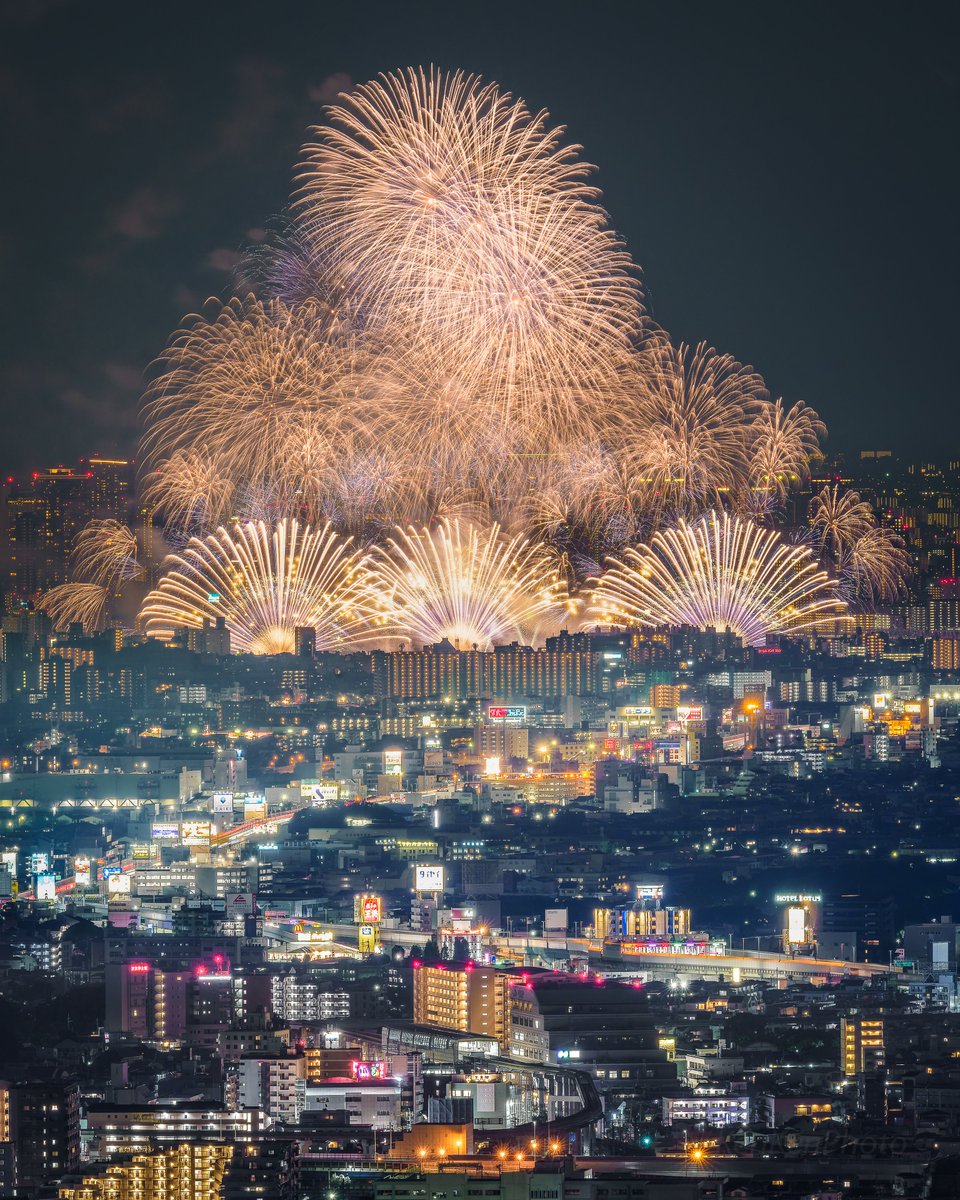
[473,723,528,763]
[105,958,234,1043]
[650,684,682,708]
[81,1104,260,1160]
[375,645,591,700]
[412,964,547,1062]
[58,1143,233,1200]
[841,1017,885,1077]
[932,635,960,671]
[486,646,591,699]
[270,973,351,1022]
[662,1089,750,1127]
[303,1077,402,1129]
[593,907,689,940]
[376,645,482,700]
[82,457,133,523]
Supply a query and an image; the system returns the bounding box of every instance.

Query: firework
[296,67,639,442]
[237,215,362,328]
[38,583,110,633]
[808,484,876,559]
[621,338,769,518]
[749,399,825,503]
[72,520,143,590]
[365,519,572,650]
[140,297,380,528]
[131,67,899,631]
[139,519,374,655]
[589,510,845,646]
[844,525,910,602]
[142,449,238,532]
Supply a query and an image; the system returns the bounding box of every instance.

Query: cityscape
[1,6,958,1200]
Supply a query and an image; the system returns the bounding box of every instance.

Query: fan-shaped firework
[365,519,572,650]
[38,583,110,633]
[296,67,639,445]
[139,519,374,655]
[589,510,845,646]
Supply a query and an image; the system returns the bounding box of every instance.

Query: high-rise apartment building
[81,456,133,523]
[375,644,592,700]
[0,1079,80,1190]
[841,1017,885,1077]
[235,1055,306,1125]
[932,635,960,671]
[411,963,547,1062]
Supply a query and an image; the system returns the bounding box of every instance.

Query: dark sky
[0,1,957,472]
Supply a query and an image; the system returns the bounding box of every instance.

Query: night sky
[0,1,956,472]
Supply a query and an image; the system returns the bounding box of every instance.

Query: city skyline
[3,9,960,1199]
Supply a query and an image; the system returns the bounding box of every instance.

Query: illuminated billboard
[36,873,56,900]
[151,822,180,841]
[181,821,212,847]
[243,797,268,821]
[786,906,806,945]
[107,873,132,896]
[74,856,91,886]
[677,705,704,724]
[487,705,527,723]
[303,782,340,805]
[351,1060,388,1080]
[358,924,379,955]
[211,793,234,814]
[29,852,50,875]
[414,864,445,893]
[355,894,382,924]
[383,749,403,776]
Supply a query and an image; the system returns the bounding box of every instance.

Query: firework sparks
[140,297,381,529]
[139,519,374,655]
[749,399,825,502]
[589,510,845,646]
[808,484,876,559]
[38,583,110,633]
[296,67,639,443]
[842,524,911,603]
[131,67,903,626]
[72,520,143,590]
[365,519,573,650]
[621,337,769,518]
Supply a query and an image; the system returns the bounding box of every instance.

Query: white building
[236,1055,306,1125]
[303,1080,402,1130]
